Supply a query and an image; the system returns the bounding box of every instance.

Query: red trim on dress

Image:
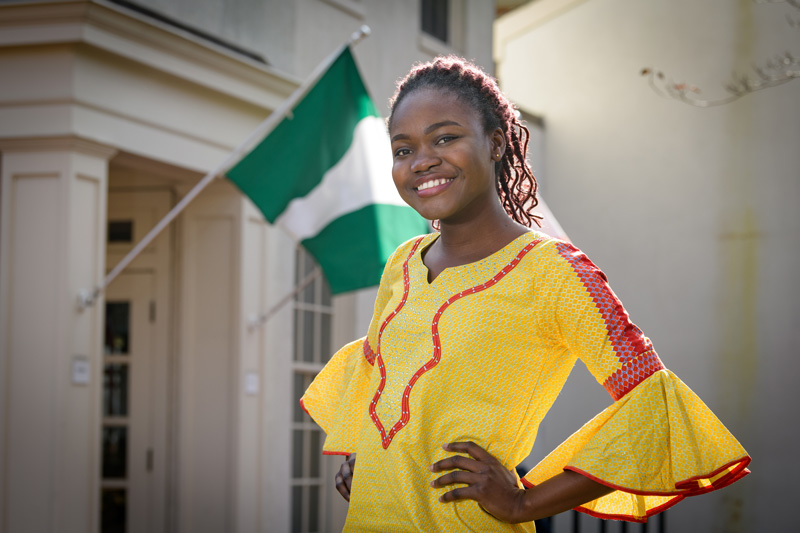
[522,455,751,522]
[369,237,544,449]
[367,237,425,448]
[322,451,352,456]
[554,242,664,401]
[362,339,376,365]
[299,398,309,415]
[564,454,751,497]
[602,349,664,400]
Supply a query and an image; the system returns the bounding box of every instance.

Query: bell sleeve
[300,238,412,456]
[522,241,751,522]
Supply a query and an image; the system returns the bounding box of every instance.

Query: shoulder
[517,232,608,285]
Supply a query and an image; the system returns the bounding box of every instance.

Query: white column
[0,138,115,533]
[175,179,241,533]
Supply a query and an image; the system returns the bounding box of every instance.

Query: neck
[437,203,527,263]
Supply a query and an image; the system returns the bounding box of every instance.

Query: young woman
[301,56,750,531]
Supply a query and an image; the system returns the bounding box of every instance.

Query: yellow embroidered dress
[301,232,750,531]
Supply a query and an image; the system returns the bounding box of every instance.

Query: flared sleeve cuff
[521,369,751,523]
[300,337,375,456]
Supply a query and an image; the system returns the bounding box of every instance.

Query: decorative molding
[0,135,118,159]
[0,0,299,110]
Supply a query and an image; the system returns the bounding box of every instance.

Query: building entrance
[101,190,172,532]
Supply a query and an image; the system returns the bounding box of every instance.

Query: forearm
[513,470,613,523]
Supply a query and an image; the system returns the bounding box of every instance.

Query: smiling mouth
[415,178,454,191]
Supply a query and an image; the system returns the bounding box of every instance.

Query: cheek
[391,162,406,190]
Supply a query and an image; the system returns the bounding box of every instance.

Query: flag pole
[78,25,372,311]
[246,267,322,331]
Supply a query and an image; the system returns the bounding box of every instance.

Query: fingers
[442,441,491,461]
[430,452,482,474]
[438,486,478,503]
[335,471,350,502]
[430,469,481,489]
[335,453,356,502]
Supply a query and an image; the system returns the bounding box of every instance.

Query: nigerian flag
[227,47,428,294]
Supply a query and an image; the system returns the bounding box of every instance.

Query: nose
[410,146,441,173]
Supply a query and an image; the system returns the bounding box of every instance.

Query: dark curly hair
[388,55,541,228]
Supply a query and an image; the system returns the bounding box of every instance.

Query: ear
[489,128,506,162]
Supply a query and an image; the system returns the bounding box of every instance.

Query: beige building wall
[0,1,496,532]
[496,0,799,531]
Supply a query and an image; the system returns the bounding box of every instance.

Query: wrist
[511,485,543,523]
[509,486,537,523]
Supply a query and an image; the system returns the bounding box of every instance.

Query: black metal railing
[535,510,667,533]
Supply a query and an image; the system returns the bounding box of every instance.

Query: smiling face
[389,88,506,226]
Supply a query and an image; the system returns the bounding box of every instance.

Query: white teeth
[417,178,452,191]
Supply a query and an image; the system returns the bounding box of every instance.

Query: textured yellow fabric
[301,231,750,530]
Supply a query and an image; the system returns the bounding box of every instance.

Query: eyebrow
[391,120,462,142]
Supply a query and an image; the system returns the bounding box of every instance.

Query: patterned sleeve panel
[551,241,664,399]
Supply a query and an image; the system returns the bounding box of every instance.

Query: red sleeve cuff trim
[602,349,665,401]
[564,454,751,497]
[522,455,751,523]
[299,398,310,415]
[322,451,352,456]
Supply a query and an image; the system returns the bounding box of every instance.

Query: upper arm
[551,241,664,400]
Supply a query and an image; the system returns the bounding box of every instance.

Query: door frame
[104,189,174,532]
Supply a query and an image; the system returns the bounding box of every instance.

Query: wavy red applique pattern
[369,237,543,449]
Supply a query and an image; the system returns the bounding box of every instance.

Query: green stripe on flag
[302,204,428,294]
[226,46,430,293]
[227,48,379,222]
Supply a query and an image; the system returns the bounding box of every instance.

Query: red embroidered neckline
[368,236,543,449]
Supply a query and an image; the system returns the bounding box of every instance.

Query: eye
[436,135,458,145]
[393,147,411,158]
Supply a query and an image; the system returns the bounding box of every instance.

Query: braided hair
[388,55,541,228]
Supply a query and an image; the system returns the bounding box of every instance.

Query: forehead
[390,87,482,133]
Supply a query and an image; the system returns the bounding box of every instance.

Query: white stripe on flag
[275,116,408,241]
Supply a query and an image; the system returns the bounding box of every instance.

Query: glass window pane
[302,250,316,277]
[107,220,133,243]
[300,276,316,304]
[292,430,304,478]
[105,302,130,355]
[103,364,129,417]
[101,488,126,533]
[294,247,303,285]
[309,430,321,478]
[293,308,303,362]
[309,485,320,532]
[102,427,128,479]
[320,313,331,363]
[421,0,448,42]
[293,373,305,423]
[320,279,331,306]
[302,311,314,363]
[303,374,314,423]
[291,485,303,532]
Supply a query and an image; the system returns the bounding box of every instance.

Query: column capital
[0,136,118,160]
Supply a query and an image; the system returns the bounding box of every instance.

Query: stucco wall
[496,0,799,531]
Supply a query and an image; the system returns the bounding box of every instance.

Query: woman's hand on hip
[335,453,356,502]
[430,442,526,523]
